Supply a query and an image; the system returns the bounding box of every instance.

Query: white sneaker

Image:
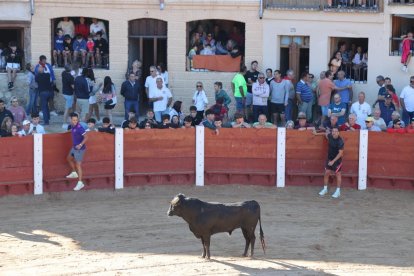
[319,188,328,196]
[332,189,341,199]
[66,171,79,179]
[62,123,69,129]
[50,111,58,116]
[73,181,85,191]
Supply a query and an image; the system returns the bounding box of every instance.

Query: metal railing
[265,0,381,11]
[389,37,403,56]
[389,0,414,5]
[339,62,368,83]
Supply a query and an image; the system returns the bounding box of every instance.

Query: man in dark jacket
[35,66,53,125]
[121,72,140,120]
[74,68,90,122]
[0,99,14,127]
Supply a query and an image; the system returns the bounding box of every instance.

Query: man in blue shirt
[296,71,313,122]
[328,94,347,125]
[334,70,353,114]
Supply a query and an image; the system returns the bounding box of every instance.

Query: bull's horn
[171,196,180,205]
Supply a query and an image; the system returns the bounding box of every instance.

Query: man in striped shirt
[296,71,313,122]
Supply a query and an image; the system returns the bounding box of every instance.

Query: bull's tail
[259,214,266,255]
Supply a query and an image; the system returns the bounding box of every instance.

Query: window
[390,14,414,56]
[330,37,368,83]
[279,36,310,79]
[0,28,25,72]
[186,20,245,72]
[51,17,109,69]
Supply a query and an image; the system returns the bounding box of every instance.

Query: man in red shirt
[339,114,361,131]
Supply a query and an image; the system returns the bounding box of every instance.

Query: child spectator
[86,118,98,132]
[98,117,115,134]
[169,101,183,123]
[182,116,194,129]
[53,28,64,67]
[121,107,136,128]
[73,34,87,66]
[232,113,251,128]
[18,120,32,136]
[170,115,180,128]
[188,44,198,69]
[159,114,171,129]
[189,105,201,126]
[86,35,95,67]
[125,117,139,132]
[11,124,19,137]
[29,113,46,134]
[208,97,227,122]
[63,35,73,66]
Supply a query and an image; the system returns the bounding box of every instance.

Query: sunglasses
[365,121,372,123]
[258,77,265,79]
[197,85,203,87]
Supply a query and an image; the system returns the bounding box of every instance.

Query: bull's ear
[178,193,185,200]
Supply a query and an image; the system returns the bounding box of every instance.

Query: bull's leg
[241,229,250,257]
[250,233,256,257]
[201,237,206,258]
[204,236,211,260]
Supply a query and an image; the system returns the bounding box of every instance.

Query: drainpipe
[259,0,263,19]
[30,0,35,15]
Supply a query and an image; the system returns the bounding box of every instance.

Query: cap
[365,117,374,123]
[384,94,392,99]
[297,112,306,119]
[22,120,30,125]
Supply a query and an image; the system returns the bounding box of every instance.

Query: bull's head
[167,193,185,216]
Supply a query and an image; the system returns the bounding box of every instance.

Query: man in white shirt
[18,120,32,136]
[149,77,172,122]
[90,18,107,40]
[400,76,414,124]
[145,65,159,99]
[252,72,270,122]
[350,91,371,129]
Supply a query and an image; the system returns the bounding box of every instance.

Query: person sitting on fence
[182,116,194,129]
[98,117,115,134]
[400,32,412,73]
[125,117,139,132]
[18,120,32,136]
[365,116,381,132]
[0,116,13,137]
[387,119,406,134]
[232,112,251,128]
[158,114,172,129]
[30,113,46,134]
[294,112,314,131]
[253,114,277,129]
[328,93,347,126]
[339,113,360,131]
[380,94,396,126]
[387,111,405,129]
[139,109,158,129]
[53,28,65,67]
[405,117,414,133]
[73,34,87,67]
[2,41,22,90]
[86,118,98,132]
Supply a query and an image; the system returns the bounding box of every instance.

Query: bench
[205,170,276,182]
[0,180,33,192]
[124,171,194,182]
[368,175,414,186]
[43,174,115,189]
[287,171,358,185]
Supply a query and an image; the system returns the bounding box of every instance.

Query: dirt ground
[0,185,413,276]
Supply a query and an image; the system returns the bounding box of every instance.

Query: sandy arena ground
[0,185,413,276]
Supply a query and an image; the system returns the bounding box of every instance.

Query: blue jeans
[39,90,53,124]
[285,99,294,122]
[154,110,169,123]
[124,99,139,120]
[253,105,268,122]
[26,89,38,115]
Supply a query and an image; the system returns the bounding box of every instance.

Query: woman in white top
[192,81,208,121]
[157,62,169,87]
[90,18,107,40]
[57,17,75,38]
[86,68,103,122]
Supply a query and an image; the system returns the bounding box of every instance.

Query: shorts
[89,95,97,104]
[6,63,20,70]
[63,94,74,109]
[77,99,89,115]
[271,102,285,114]
[235,97,244,111]
[69,148,85,162]
[325,160,342,173]
[104,102,116,110]
[321,105,329,116]
[245,92,253,106]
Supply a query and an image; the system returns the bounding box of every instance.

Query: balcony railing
[389,0,414,5]
[389,37,403,56]
[265,0,382,12]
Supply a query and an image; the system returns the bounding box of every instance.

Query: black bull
[167,194,266,259]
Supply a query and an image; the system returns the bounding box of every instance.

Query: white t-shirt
[350,101,371,128]
[150,86,172,112]
[90,21,107,39]
[192,90,208,111]
[29,123,46,134]
[400,85,414,112]
[145,75,158,95]
[57,20,75,38]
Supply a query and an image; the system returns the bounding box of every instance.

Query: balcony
[389,0,414,5]
[265,0,383,12]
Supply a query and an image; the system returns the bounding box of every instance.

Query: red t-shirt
[75,24,89,38]
[339,123,361,131]
[406,126,414,133]
[386,128,406,134]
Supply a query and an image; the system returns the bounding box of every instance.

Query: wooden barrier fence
[0,128,413,196]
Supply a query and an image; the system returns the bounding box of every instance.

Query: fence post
[115,128,124,189]
[33,133,43,195]
[276,127,286,187]
[358,130,368,190]
[195,126,204,186]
